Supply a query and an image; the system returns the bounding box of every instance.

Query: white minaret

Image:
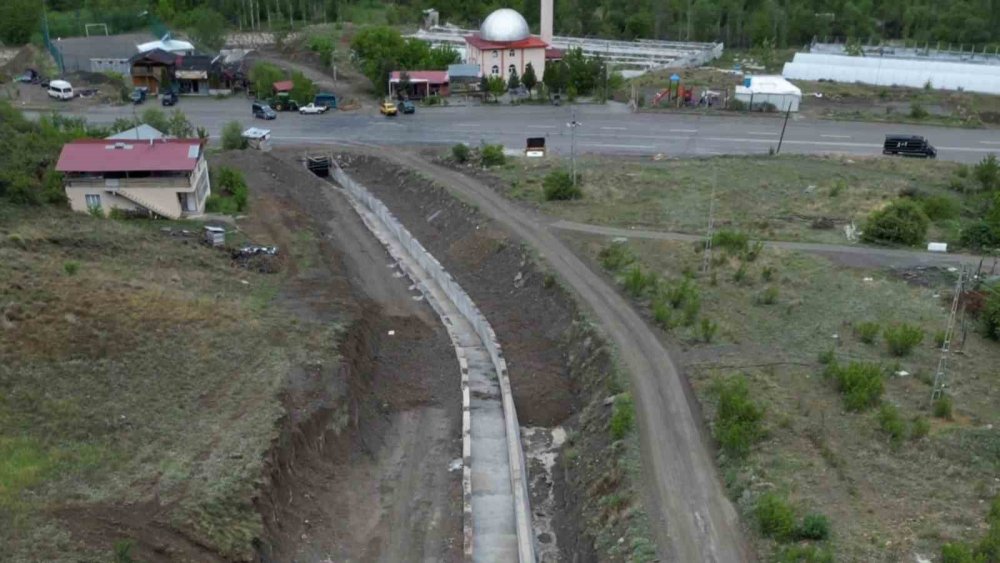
[540,0,553,44]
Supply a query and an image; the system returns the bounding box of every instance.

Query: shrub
[742,240,764,262]
[755,492,795,540]
[776,545,835,563]
[921,195,960,221]
[682,292,701,326]
[666,278,697,309]
[861,199,930,246]
[755,286,779,305]
[610,394,635,440]
[733,262,749,284]
[934,330,948,349]
[878,403,906,445]
[208,166,249,214]
[452,143,470,163]
[761,266,776,282]
[911,416,930,440]
[884,323,924,357]
[796,513,831,541]
[714,378,765,459]
[712,229,749,254]
[817,347,835,365]
[599,243,634,271]
[220,121,247,150]
[982,288,1000,340]
[975,154,1000,191]
[542,169,582,201]
[700,317,718,343]
[960,222,1000,250]
[63,261,80,276]
[933,395,954,420]
[940,542,977,563]
[479,144,505,167]
[623,265,657,297]
[829,178,845,197]
[653,297,672,329]
[909,102,929,119]
[856,321,880,345]
[830,362,884,411]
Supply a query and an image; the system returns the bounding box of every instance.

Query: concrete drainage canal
[329,162,537,562]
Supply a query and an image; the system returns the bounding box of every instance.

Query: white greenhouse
[782,53,1000,94]
[734,75,802,112]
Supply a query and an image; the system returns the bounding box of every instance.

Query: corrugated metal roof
[448,64,481,77]
[273,80,293,92]
[389,70,449,83]
[56,139,201,173]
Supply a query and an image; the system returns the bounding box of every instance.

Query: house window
[491,65,499,75]
[508,64,516,75]
[492,50,498,59]
[85,194,101,210]
[509,49,516,57]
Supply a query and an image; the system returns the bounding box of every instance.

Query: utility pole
[932,267,968,402]
[567,109,581,185]
[776,105,791,154]
[701,166,717,274]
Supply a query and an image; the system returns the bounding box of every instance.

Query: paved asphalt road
[33,97,1000,162]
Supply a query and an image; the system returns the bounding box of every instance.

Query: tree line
[3,0,999,50]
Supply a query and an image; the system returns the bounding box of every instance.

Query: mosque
[463,4,560,82]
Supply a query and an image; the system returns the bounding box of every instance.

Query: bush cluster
[855,321,880,345]
[755,493,832,543]
[479,144,506,167]
[610,394,635,440]
[941,496,1000,562]
[712,229,749,255]
[861,199,930,246]
[206,166,249,214]
[599,242,635,271]
[451,143,470,163]
[221,121,248,150]
[884,323,924,357]
[713,377,765,459]
[543,169,582,201]
[823,361,884,411]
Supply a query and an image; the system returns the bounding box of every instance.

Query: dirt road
[377,150,749,562]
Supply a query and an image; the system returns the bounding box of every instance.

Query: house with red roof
[388,70,450,99]
[56,138,211,220]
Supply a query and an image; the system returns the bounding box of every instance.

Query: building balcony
[65,176,194,190]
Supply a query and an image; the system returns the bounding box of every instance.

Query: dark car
[161,90,178,106]
[252,101,277,120]
[883,134,936,158]
[129,88,147,105]
[399,100,415,114]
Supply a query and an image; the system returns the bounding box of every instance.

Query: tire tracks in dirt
[367,149,751,563]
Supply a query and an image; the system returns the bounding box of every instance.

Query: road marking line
[453,123,483,127]
[601,126,628,131]
[527,125,556,129]
[821,134,852,139]
[980,141,1000,145]
[581,143,656,150]
[747,131,777,135]
[669,128,698,133]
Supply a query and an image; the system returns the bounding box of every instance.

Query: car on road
[883,134,936,158]
[379,100,398,116]
[252,101,277,120]
[161,90,178,106]
[129,88,147,105]
[298,103,328,115]
[399,100,415,114]
[47,80,74,101]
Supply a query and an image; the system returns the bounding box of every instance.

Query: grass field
[0,206,341,560]
[493,154,979,246]
[569,233,1000,561]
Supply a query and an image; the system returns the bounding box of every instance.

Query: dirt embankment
[214,149,463,562]
[335,153,655,561]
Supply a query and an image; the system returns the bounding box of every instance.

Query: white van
[47,80,74,101]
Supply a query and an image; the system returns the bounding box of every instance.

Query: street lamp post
[567,109,581,185]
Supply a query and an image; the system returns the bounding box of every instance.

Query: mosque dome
[479,8,531,42]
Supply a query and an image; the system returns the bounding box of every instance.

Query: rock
[64,313,78,325]
[603,395,617,406]
[513,271,525,288]
[170,274,181,283]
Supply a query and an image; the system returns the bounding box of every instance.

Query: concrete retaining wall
[333,165,536,563]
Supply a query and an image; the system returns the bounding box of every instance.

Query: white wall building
[735,75,802,112]
[464,8,552,82]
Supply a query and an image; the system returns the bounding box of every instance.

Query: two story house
[56,138,211,219]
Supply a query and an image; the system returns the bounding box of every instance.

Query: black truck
[883,134,937,158]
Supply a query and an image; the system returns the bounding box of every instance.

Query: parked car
[298,103,328,115]
[161,90,178,106]
[379,100,398,116]
[130,87,147,104]
[15,68,40,84]
[314,92,338,109]
[883,134,936,158]
[47,79,74,101]
[252,101,277,120]
[399,100,415,114]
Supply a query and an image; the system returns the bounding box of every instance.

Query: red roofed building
[465,8,548,82]
[389,70,450,99]
[56,138,211,219]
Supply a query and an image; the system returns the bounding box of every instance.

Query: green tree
[249,62,284,99]
[487,75,506,102]
[975,154,1000,191]
[397,71,412,99]
[184,7,227,53]
[522,62,538,95]
[167,110,194,138]
[542,61,567,94]
[289,71,318,105]
[221,121,247,150]
[507,68,520,91]
[862,199,930,246]
[141,108,170,135]
[0,0,42,45]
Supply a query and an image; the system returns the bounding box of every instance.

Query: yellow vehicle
[379,100,398,116]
